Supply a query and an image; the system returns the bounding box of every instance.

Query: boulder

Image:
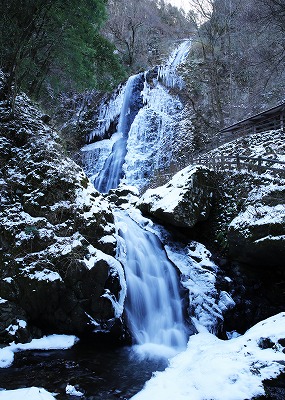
[0,299,31,344]
[138,165,215,228]
[228,186,285,270]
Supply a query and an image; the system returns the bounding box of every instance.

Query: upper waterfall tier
[81,40,191,193]
[93,74,144,193]
[158,39,192,89]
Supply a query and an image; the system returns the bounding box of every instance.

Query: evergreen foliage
[0,0,126,104]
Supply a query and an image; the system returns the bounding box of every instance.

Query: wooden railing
[190,154,285,175]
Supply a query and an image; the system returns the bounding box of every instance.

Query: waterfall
[93,74,143,193]
[116,211,188,357]
[81,41,192,357]
[158,39,191,89]
[81,39,191,192]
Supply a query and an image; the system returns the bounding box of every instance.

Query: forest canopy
[0,0,126,101]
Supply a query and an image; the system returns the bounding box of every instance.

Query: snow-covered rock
[138,165,215,228]
[228,184,285,268]
[0,79,126,343]
[165,241,235,334]
[0,334,78,368]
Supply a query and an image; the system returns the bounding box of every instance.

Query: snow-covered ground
[0,387,56,400]
[0,335,78,369]
[132,313,285,400]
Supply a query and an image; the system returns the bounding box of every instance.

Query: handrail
[190,154,285,175]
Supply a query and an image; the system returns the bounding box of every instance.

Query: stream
[0,341,168,399]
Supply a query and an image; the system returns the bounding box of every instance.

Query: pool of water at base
[0,341,169,399]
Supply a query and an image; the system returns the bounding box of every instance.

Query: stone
[228,187,285,269]
[138,165,215,228]
[0,80,126,344]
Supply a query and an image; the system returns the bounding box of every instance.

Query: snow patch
[0,387,56,400]
[139,165,204,214]
[26,269,62,282]
[0,335,78,368]
[65,384,84,397]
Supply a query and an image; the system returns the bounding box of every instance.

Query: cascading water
[82,40,192,357]
[116,211,188,357]
[93,74,143,193]
[158,39,192,88]
[81,39,192,192]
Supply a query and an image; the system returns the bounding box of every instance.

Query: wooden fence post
[236,154,241,171]
[257,156,262,174]
[221,154,225,169]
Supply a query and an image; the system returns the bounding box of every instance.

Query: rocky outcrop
[138,166,215,228]
[0,78,126,344]
[228,184,285,270]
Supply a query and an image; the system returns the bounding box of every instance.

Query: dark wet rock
[0,79,126,344]
[107,185,139,207]
[258,337,275,349]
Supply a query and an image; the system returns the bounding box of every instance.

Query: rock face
[138,166,215,228]
[0,75,126,344]
[228,184,285,270]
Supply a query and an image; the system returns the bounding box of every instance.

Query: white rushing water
[116,211,188,358]
[81,39,191,192]
[158,39,192,89]
[93,74,142,193]
[82,41,192,358]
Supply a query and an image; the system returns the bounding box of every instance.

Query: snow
[230,204,285,231]
[27,269,62,282]
[74,173,111,216]
[139,165,202,214]
[131,313,285,400]
[99,235,116,244]
[2,278,13,284]
[195,129,285,178]
[0,335,78,368]
[65,384,84,397]
[247,182,285,202]
[0,387,56,400]
[6,319,27,336]
[165,241,233,333]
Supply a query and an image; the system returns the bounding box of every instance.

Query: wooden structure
[220,102,285,137]
[193,154,285,176]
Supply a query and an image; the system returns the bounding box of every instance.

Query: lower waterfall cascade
[115,211,188,357]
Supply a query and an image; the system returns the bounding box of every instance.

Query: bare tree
[103,0,193,71]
